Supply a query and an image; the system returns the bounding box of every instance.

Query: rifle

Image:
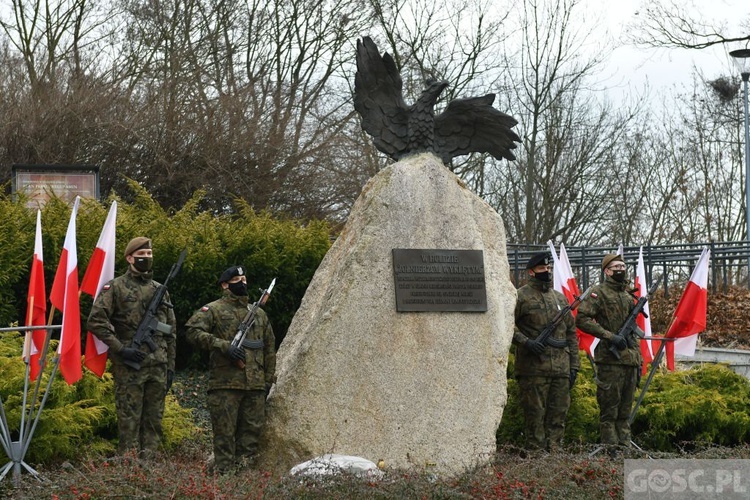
[533,285,595,350]
[124,249,187,370]
[230,278,276,369]
[608,275,663,360]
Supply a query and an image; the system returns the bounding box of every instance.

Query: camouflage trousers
[596,364,638,445]
[112,363,167,456]
[207,389,266,473]
[517,376,570,450]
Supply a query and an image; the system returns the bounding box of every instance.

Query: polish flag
[24,210,47,381]
[664,247,710,371]
[635,246,654,375]
[548,241,567,295]
[80,201,117,377]
[559,243,581,299]
[547,241,599,356]
[50,197,82,385]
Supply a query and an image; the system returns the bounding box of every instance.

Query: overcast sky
[582,0,749,103]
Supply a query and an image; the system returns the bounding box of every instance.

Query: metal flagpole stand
[0,324,61,485]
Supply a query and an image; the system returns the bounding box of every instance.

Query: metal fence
[507,241,750,296]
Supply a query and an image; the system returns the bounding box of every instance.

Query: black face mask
[133,257,153,272]
[228,281,248,296]
[611,270,627,282]
[533,271,551,282]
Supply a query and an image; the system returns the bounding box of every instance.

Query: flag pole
[18,357,59,480]
[19,297,38,466]
[22,309,57,446]
[22,308,67,458]
[629,338,668,425]
[19,348,31,461]
[0,378,21,481]
[0,392,39,484]
[629,327,679,424]
[629,245,710,425]
[0,324,60,484]
[0,396,13,456]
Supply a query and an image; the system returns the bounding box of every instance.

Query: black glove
[120,347,147,363]
[569,369,578,389]
[610,335,627,350]
[166,370,174,392]
[227,345,246,362]
[636,369,642,388]
[525,338,546,355]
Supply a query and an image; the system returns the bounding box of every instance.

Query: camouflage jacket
[185,290,276,392]
[575,276,641,367]
[87,268,177,371]
[513,277,580,378]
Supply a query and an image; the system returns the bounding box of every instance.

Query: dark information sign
[12,164,100,209]
[392,248,487,312]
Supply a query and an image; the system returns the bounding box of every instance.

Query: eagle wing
[434,94,521,163]
[354,37,409,160]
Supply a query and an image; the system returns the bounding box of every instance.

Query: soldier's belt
[241,339,264,349]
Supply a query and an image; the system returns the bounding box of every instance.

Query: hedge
[0,181,332,370]
[497,351,750,451]
[0,331,195,463]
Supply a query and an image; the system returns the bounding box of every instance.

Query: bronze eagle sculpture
[354,36,521,164]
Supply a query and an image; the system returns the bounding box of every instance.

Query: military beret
[124,237,151,257]
[218,265,246,285]
[601,253,624,270]
[526,252,550,269]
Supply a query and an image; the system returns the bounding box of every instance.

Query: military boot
[615,420,632,446]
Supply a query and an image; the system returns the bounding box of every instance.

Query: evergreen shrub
[0,331,196,463]
[497,351,750,451]
[0,181,331,369]
[632,363,750,450]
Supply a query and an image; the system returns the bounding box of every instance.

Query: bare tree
[0,0,114,89]
[628,0,750,50]
[487,0,640,245]
[96,0,373,217]
[595,71,746,246]
[652,76,744,243]
[0,0,126,176]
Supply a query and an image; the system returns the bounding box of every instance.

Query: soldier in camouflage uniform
[513,253,580,451]
[576,253,640,447]
[87,237,177,457]
[185,266,276,474]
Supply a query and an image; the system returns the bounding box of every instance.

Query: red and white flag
[635,246,654,375]
[547,241,599,356]
[24,210,47,381]
[558,243,581,299]
[548,241,565,293]
[80,201,117,377]
[50,197,82,385]
[664,247,710,371]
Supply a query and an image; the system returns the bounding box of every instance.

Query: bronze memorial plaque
[392,249,487,312]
